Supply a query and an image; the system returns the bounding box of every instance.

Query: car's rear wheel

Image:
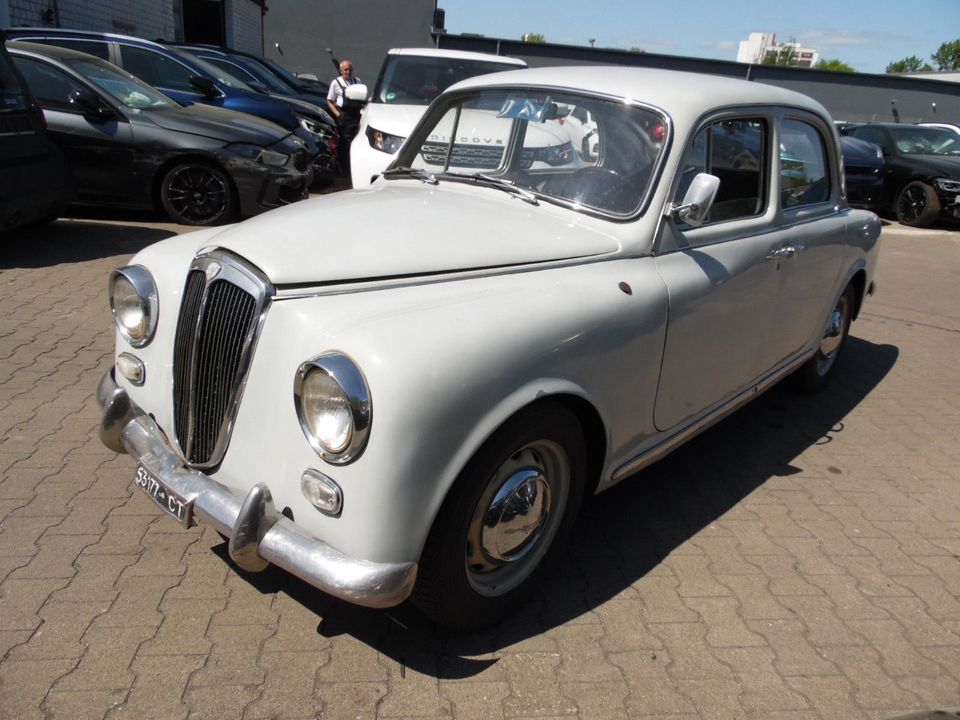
[160,161,234,226]
[413,403,586,629]
[895,181,940,227]
[796,283,855,392]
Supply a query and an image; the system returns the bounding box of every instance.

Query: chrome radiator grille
[172,252,273,468]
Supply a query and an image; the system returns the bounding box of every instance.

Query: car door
[761,114,848,370]
[653,113,787,431]
[12,55,136,205]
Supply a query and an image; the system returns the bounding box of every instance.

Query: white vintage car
[98,66,880,629]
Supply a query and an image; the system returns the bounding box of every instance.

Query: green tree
[817,58,855,72]
[521,33,545,43]
[886,55,934,73]
[931,38,960,70]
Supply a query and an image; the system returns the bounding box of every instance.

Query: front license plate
[134,463,193,527]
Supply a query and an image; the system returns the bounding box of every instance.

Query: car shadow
[0,218,175,269]
[214,334,899,678]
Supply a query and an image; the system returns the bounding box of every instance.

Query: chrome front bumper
[97,369,417,609]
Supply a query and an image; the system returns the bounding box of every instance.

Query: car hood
[899,154,960,178]
[204,183,621,285]
[363,103,428,139]
[144,103,290,145]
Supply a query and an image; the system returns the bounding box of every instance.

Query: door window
[780,119,830,208]
[119,45,195,92]
[13,57,86,112]
[42,39,110,60]
[675,118,767,224]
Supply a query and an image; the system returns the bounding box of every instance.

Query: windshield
[890,126,960,156]
[374,55,522,106]
[66,57,175,110]
[174,50,255,91]
[393,88,667,217]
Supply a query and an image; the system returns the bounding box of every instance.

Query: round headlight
[301,369,353,454]
[109,266,158,348]
[295,354,371,464]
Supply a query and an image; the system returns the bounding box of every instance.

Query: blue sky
[437,0,960,75]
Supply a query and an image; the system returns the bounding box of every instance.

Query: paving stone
[244,650,326,720]
[109,653,206,720]
[682,595,767,648]
[648,623,734,679]
[43,688,129,720]
[714,647,809,712]
[8,599,110,660]
[314,681,386,719]
[0,657,78,719]
[188,622,272,688]
[500,652,577,717]
[440,680,510,720]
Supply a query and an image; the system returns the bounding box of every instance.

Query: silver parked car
[97,66,880,628]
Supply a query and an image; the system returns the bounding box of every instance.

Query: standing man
[327,60,362,183]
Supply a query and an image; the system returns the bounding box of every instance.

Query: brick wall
[9,0,178,40]
[225,0,263,54]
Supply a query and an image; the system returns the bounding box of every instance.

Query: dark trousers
[337,116,360,180]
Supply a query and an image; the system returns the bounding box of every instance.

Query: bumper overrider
[97,369,417,608]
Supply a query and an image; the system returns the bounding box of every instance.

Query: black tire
[895,181,940,227]
[795,283,855,393]
[159,161,235,226]
[413,403,586,629]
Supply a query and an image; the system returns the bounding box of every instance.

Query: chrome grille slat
[172,253,273,469]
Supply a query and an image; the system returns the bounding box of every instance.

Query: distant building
[737,32,819,68]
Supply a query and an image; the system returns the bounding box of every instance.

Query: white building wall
[225,0,262,54]
[8,0,177,39]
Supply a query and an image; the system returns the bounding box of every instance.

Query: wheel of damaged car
[413,403,586,629]
[796,283,855,393]
[159,161,235,226]
[895,181,940,227]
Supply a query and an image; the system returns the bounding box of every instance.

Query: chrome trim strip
[98,370,417,608]
[612,351,811,483]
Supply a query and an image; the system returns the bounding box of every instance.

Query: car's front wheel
[159,161,235,226]
[413,403,586,629]
[895,181,940,227]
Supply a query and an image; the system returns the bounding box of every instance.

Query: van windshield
[374,55,521,106]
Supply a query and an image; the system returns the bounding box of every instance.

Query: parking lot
[0,205,958,720]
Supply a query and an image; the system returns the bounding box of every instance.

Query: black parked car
[4,28,337,179]
[0,29,71,232]
[842,122,960,227]
[10,42,313,225]
[839,135,884,211]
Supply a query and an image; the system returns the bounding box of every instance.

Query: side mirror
[672,172,720,227]
[189,75,220,98]
[344,83,368,103]
[68,89,113,120]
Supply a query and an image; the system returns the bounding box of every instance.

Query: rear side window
[42,39,110,60]
[780,119,830,208]
[1,49,27,97]
[119,45,195,92]
[13,56,86,112]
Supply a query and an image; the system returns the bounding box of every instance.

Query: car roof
[449,65,830,124]
[7,39,96,62]
[385,47,527,66]
[4,27,168,49]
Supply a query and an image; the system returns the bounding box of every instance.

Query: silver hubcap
[816,294,850,375]
[465,440,569,597]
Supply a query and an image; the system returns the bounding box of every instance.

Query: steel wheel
[413,403,586,629]
[464,439,570,597]
[796,283,855,392]
[160,162,234,226]
[895,181,940,227]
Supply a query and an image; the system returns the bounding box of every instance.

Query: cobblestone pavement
[0,210,958,720]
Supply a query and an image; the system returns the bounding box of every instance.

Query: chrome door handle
[766,244,803,260]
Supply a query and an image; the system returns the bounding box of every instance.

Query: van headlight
[294,353,371,464]
[109,266,158,348]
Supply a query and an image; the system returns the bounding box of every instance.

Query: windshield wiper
[445,172,540,205]
[381,166,439,185]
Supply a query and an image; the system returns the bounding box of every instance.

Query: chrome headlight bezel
[108,265,158,348]
[294,353,371,465]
